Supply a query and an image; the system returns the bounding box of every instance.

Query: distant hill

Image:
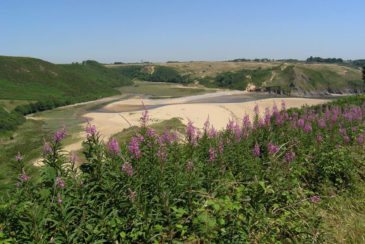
[137,61,362,96]
[0,56,132,101]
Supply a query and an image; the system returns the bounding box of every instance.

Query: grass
[113,117,185,143]
[117,81,212,98]
[139,61,362,94]
[0,56,131,101]
[320,186,365,242]
[0,99,34,112]
[0,120,43,191]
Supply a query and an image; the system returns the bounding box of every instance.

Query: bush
[1,97,365,242]
[0,107,25,132]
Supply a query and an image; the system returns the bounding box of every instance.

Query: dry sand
[89,97,327,143]
[32,92,327,166]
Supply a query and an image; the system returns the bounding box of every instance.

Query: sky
[0,0,364,63]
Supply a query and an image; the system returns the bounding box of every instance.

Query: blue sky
[0,0,364,63]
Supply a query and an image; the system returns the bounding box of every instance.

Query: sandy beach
[31,92,327,166]
[88,96,327,143]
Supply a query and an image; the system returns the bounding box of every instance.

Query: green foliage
[214,68,272,90]
[0,56,131,101]
[0,56,134,133]
[306,56,344,63]
[2,96,365,242]
[114,65,190,84]
[0,107,25,132]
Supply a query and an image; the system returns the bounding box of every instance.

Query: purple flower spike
[85,123,97,137]
[56,177,65,189]
[356,134,364,144]
[19,171,30,182]
[303,123,312,133]
[285,151,295,163]
[54,127,67,143]
[209,147,217,162]
[310,195,321,204]
[267,142,279,155]
[107,138,120,155]
[186,120,197,145]
[121,162,133,177]
[43,141,52,155]
[140,110,149,127]
[253,143,261,157]
[15,152,23,161]
[57,193,63,205]
[129,136,141,159]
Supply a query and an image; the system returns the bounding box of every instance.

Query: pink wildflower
[85,123,97,137]
[57,193,62,205]
[15,152,23,161]
[54,127,67,143]
[285,151,295,163]
[356,134,364,144]
[303,123,312,133]
[140,110,149,127]
[157,147,167,162]
[128,136,141,159]
[316,134,323,143]
[146,128,156,138]
[317,118,326,129]
[107,138,120,155]
[19,170,30,182]
[209,147,217,162]
[186,121,197,145]
[297,119,305,128]
[252,143,261,157]
[310,195,321,204]
[281,100,286,111]
[242,114,251,129]
[267,142,279,155]
[56,177,65,189]
[343,135,350,144]
[43,141,52,155]
[218,142,224,154]
[121,162,133,177]
[208,127,217,138]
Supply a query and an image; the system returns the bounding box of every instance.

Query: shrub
[1,97,365,242]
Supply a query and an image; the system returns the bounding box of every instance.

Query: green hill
[0,56,132,101]
[113,61,362,95]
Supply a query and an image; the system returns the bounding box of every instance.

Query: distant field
[117,81,213,98]
[163,61,279,77]
[0,99,33,111]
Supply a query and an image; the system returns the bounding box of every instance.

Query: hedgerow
[1,96,365,242]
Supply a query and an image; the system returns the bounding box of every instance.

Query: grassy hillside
[110,64,190,84]
[110,61,362,95]
[0,56,132,101]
